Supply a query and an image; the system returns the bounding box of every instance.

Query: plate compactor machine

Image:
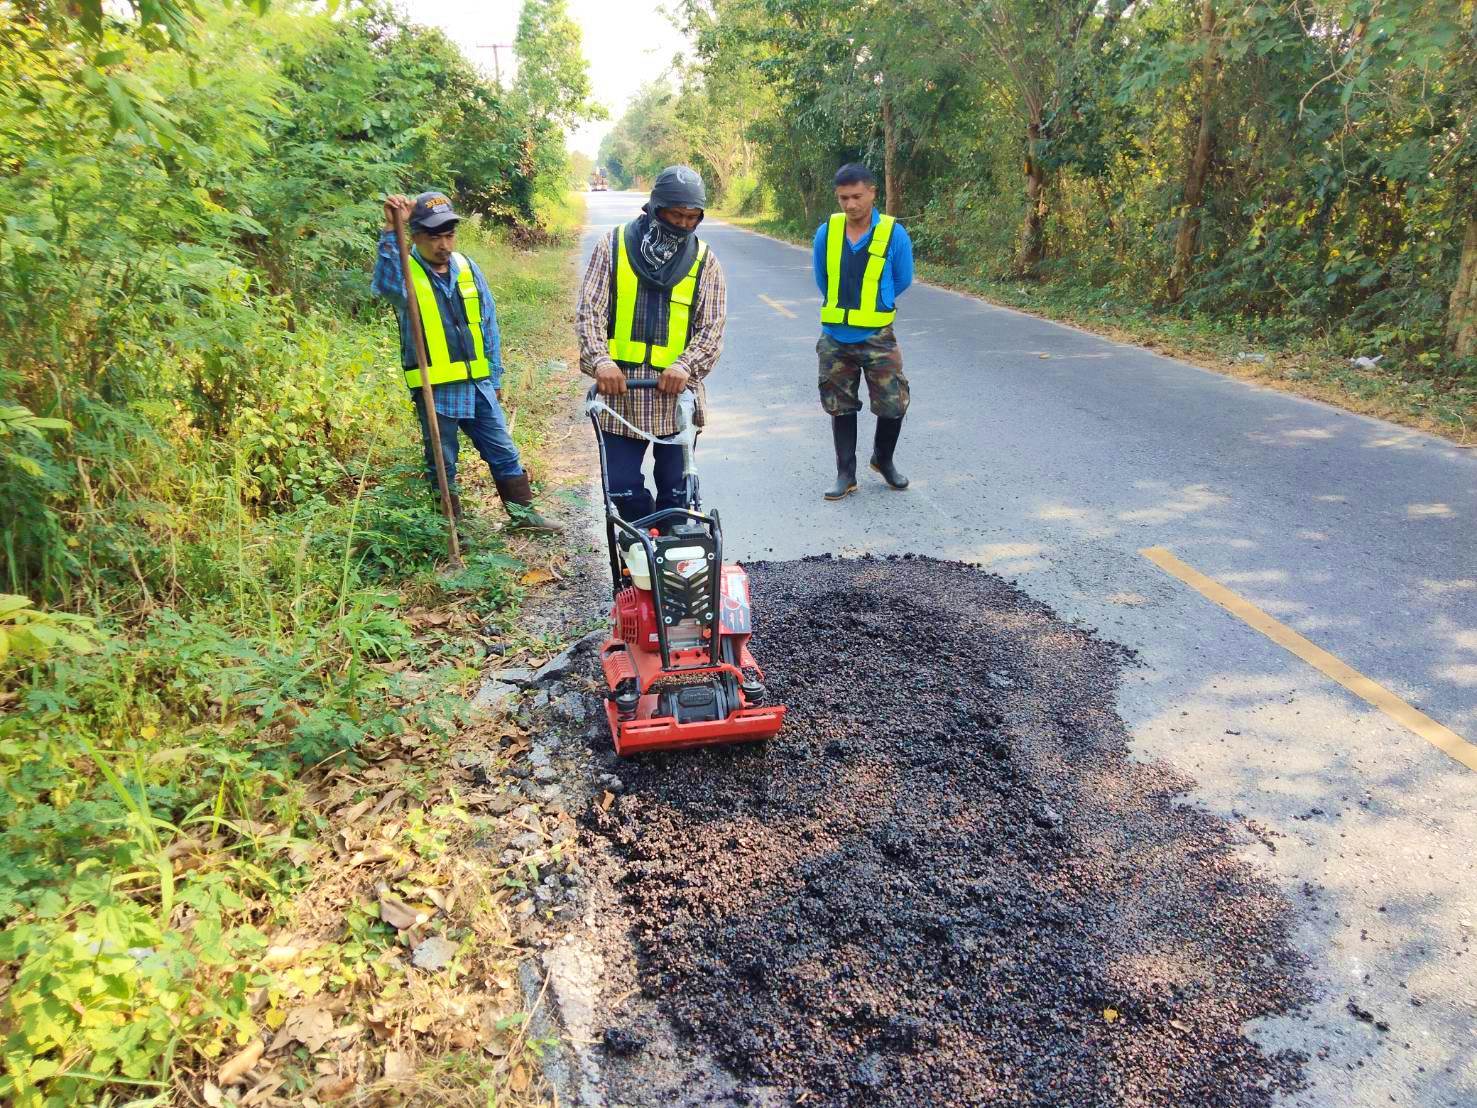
[587,380,785,756]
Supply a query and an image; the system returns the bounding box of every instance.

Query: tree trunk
[1093,177,1117,237]
[1451,214,1477,357]
[1167,0,1219,303]
[801,176,821,225]
[882,93,902,214]
[1017,120,1047,274]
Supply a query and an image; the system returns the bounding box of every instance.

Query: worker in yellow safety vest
[813,163,915,501]
[575,166,729,521]
[373,190,560,533]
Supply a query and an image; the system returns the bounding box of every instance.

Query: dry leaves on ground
[178,601,595,1107]
[217,1039,263,1088]
[189,718,567,1106]
[278,1004,335,1052]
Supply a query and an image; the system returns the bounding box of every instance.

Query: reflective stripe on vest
[821,212,897,329]
[403,251,490,389]
[608,226,709,369]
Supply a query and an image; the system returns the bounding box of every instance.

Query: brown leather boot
[494,474,562,534]
[431,489,463,521]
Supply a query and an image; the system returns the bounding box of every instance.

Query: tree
[512,0,598,131]
[1287,0,1477,356]
[599,82,686,189]
[641,0,1477,372]
[667,4,771,205]
[510,0,603,217]
[863,27,964,218]
[569,149,595,187]
[1166,0,1220,302]
[917,0,1129,273]
[1453,217,1477,356]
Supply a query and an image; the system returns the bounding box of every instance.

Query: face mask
[639,214,691,270]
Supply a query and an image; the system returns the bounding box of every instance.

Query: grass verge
[0,200,585,1106]
[715,210,1477,445]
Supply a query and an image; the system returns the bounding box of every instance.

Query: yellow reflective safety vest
[821,212,897,329]
[403,251,489,389]
[608,225,709,369]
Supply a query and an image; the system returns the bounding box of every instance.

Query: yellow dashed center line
[758,294,797,319]
[1141,546,1477,772]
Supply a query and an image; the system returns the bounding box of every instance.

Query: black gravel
[586,555,1311,1106]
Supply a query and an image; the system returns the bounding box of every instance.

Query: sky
[396,0,689,159]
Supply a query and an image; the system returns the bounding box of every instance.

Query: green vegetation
[0,0,592,1102]
[614,0,1477,435]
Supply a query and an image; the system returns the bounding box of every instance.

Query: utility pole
[476,43,513,87]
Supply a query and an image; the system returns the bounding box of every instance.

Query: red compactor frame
[587,380,785,755]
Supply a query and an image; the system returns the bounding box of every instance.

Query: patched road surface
[569,193,1477,1107]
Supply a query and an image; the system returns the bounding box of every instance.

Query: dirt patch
[582,555,1312,1106]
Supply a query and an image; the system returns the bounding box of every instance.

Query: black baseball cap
[409,190,460,232]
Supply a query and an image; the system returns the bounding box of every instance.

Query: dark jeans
[604,431,685,521]
[412,388,523,491]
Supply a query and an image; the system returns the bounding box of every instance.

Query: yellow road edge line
[758,293,797,319]
[1140,546,1477,773]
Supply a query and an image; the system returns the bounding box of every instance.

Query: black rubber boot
[824,413,859,501]
[870,417,909,490]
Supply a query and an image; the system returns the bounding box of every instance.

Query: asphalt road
[577,192,1477,1106]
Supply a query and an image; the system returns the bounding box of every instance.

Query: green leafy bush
[0,2,583,1101]
[0,595,100,665]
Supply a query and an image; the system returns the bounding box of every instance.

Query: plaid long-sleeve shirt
[576,228,727,438]
[370,230,504,420]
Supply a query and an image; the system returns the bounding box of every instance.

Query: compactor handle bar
[585,373,702,520]
[586,376,663,397]
[583,377,698,455]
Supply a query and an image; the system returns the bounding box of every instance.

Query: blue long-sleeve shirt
[371,229,505,419]
[813,209,914,343]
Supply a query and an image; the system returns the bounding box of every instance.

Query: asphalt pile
[586,555,1311,1106]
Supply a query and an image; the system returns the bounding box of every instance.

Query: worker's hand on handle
[383,194,414,230]
[595,363,627,396]
[657,366,690,395]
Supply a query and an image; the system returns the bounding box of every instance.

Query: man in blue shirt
[373,191,559,533]
[812,163,914,500]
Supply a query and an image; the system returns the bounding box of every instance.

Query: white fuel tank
[622,542,653,590]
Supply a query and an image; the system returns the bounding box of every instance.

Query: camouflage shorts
[816,326,910,418]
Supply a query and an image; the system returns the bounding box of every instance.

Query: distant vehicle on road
[589,168,609,192]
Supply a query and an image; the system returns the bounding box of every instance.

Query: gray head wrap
[625,166,708,290]
[647,165,708,212]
